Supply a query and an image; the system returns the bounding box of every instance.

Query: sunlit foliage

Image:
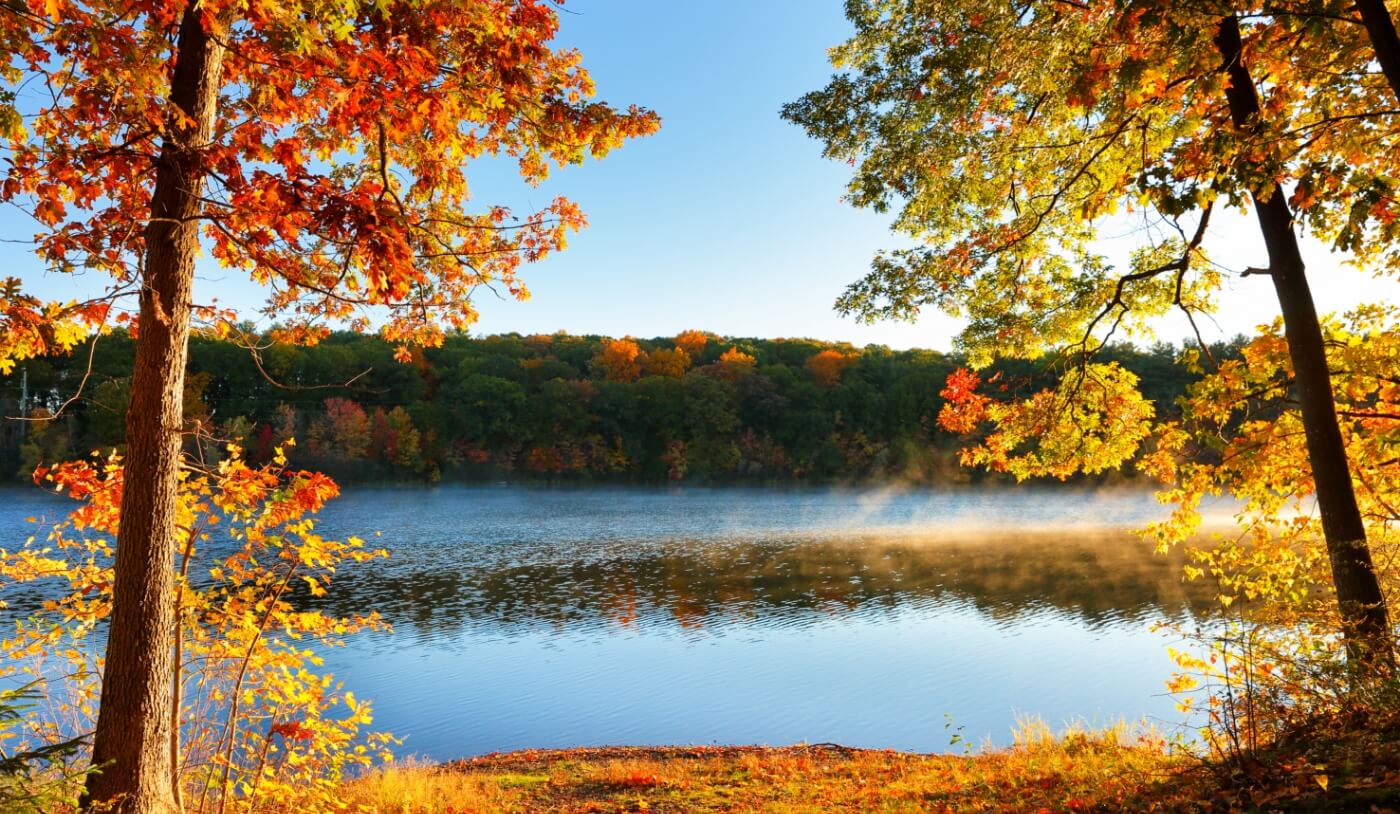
[0,445,389,812]
[805,349,858,388]
[782,1,1394,357]
[674,330,712,360]
[940,363,1155,480]
[640,346,691,379]
[595,338,643,383]
[2,330,1218,484]
[1144,309,1400,745]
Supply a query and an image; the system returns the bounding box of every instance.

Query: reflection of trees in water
[294,532,1215,636]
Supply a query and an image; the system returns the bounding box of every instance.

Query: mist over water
[295,485,1215,758]
[0,484,1220,758]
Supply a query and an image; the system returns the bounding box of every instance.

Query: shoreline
[345,737,1191,813]
[340,731,1400,813]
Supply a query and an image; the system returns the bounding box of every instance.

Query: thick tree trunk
[1356,0,1400,104]
[82,4,225,813]
[1214,15,1394,669]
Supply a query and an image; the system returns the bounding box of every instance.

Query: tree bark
[1214,15,1394,669]
[1356,0,1400,104]
[82,4,225,813]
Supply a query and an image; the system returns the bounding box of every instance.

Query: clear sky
[5,0,1395,350]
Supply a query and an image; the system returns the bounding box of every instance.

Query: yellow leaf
[1314,774,1329,791]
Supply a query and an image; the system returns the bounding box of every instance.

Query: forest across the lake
[0,330,1239,484]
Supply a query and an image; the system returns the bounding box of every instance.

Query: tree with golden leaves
[674,329,711,360]
[786,0,1399,667]
[596,338,643,383]
[641,346,691,378]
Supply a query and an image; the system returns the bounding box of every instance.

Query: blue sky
[452,0,963,347]
[5,0,1394,350]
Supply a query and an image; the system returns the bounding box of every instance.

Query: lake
[0,484,1215,759]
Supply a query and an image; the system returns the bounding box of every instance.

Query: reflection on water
[301,532,1210,637]
[0,485,1215,759]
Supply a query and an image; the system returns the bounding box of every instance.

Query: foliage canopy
[783,0,1399,365]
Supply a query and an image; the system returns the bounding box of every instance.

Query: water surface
[0,485,1212,758]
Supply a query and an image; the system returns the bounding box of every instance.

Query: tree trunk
[1214,15,1394,669]
[82,4,225,813]
[1356,0,1400,104]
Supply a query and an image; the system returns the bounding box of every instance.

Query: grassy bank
[339,720,1400,813]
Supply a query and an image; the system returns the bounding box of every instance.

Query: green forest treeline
[0,330,1233,484]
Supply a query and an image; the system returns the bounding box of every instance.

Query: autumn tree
[374,405,421,469]
[709,346,757,380]
[369,406,396,463]
[640,346,691,378]
[596,337,643,382]
[806,348,857,388]
[309,397,371,461]
[784,1,1397,665]
[0,1,657,811]
[674,329,711,360]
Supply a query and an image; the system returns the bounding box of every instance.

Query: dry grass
[340,712,1400,813]
[341,721,1196,813]
[36,718,1400,812]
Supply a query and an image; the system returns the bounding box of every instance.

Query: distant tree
[641,347,691,378]
[530,378,596,440]
[526,445,566,476]
[597,338,643,383]
[385,406,422,469]
[369,408,393,462]
[450,373,528,446]
[661,439,688,481]
[805,349,857,388]
[705,346,757,381]
[674,330,711,360]
[719,347,756,366]
[308,398,371,461]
